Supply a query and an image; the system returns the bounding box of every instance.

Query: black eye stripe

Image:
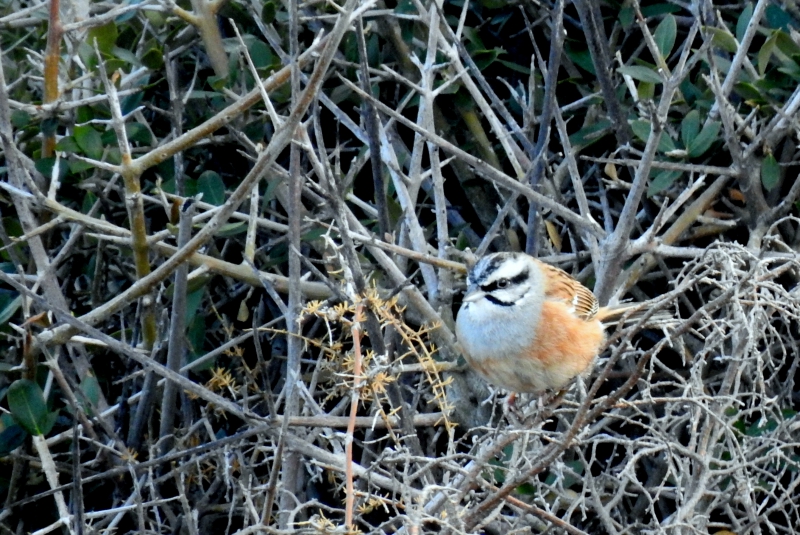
[481,281,501,292]
[508,269,529,286]
[480,268,529,293]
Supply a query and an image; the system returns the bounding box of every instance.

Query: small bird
[455,252,642,394]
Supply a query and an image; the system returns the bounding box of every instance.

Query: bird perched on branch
[456,252,654,394]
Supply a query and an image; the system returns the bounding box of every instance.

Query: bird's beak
[463,286,484,303]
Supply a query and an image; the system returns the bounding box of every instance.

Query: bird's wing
[533,259,599,320]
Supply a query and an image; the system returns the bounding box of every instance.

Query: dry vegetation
[0,0,799,533]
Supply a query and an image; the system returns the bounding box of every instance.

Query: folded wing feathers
[535,260,600,321]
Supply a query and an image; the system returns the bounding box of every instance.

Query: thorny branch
[0,1,799,534]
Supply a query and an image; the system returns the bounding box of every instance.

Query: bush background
[0,0,799,533]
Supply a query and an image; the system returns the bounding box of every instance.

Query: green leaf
[630,119,676,152]
[746,418,778,437]
[112,46,140,66]
[115,0,142,23]
[618,6,634,29]
[263,176,281,203]
[126,123,152,145]
[659,135,677,154]
[7,379,56,436]
[87,23,118,55]
[641,4,681,17]
[65,372,99,418]
[455,231,470,251]
[648,169,682,196]
[35,157,69,183]
[80,374,101,415]
[242,120,267,143]
[461,27,486,49]
[69,160,95,174]
[1,218,22,243]
[680,78,703,103]
[736,3,754,43]
[77,42,97,71]
[515,482,536,494]
[187,274,212,295]
[733,81,766,102]
[637,81,655,100]
[55,136,81,153]
[704,27,739,54]
[630,119,652,142]
[197,170,226,206]
[142,45,164,70]
[761,153,780,191]
[687,121,721,158]
[41,117,58,137]
[473,48,504,71]
[106,147,122,166]
[161,176,193,196]
[144,9,166,26]
[262,1,277,24]
[156,157,175,183]
[758,32,778,76]
[0,414,27,457]
[81,191,98,214]
[681,110,700,148]
[654,15,677,59]
[74,125,103,160]
[765,4,791,31]
[0,293,21,326]
[101,129,117,145]
[385,194,402,229]
[631,119,650,143]
[617,65,663,84]
[778,63,800,78]
[563,459,586,487]
[217,221,247,237]
[732,419,746,435]
[186,314,209,364]
[184,287,206,326]
[207,75,227,91]
[565,44,595,74]
[76,106,93,125]
[496,59,531,75]
[775,31,800,57]
[302,227,327,242]
[248,39,274,69]
[121,91,145,116]
[568,119,612,147]
[754,75,782,91]
[10,110,30,128]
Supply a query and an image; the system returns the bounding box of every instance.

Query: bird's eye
[496,278,509,288]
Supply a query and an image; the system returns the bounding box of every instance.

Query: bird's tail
[595,303,674,326]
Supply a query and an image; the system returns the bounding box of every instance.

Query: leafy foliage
[0,0,799,533]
